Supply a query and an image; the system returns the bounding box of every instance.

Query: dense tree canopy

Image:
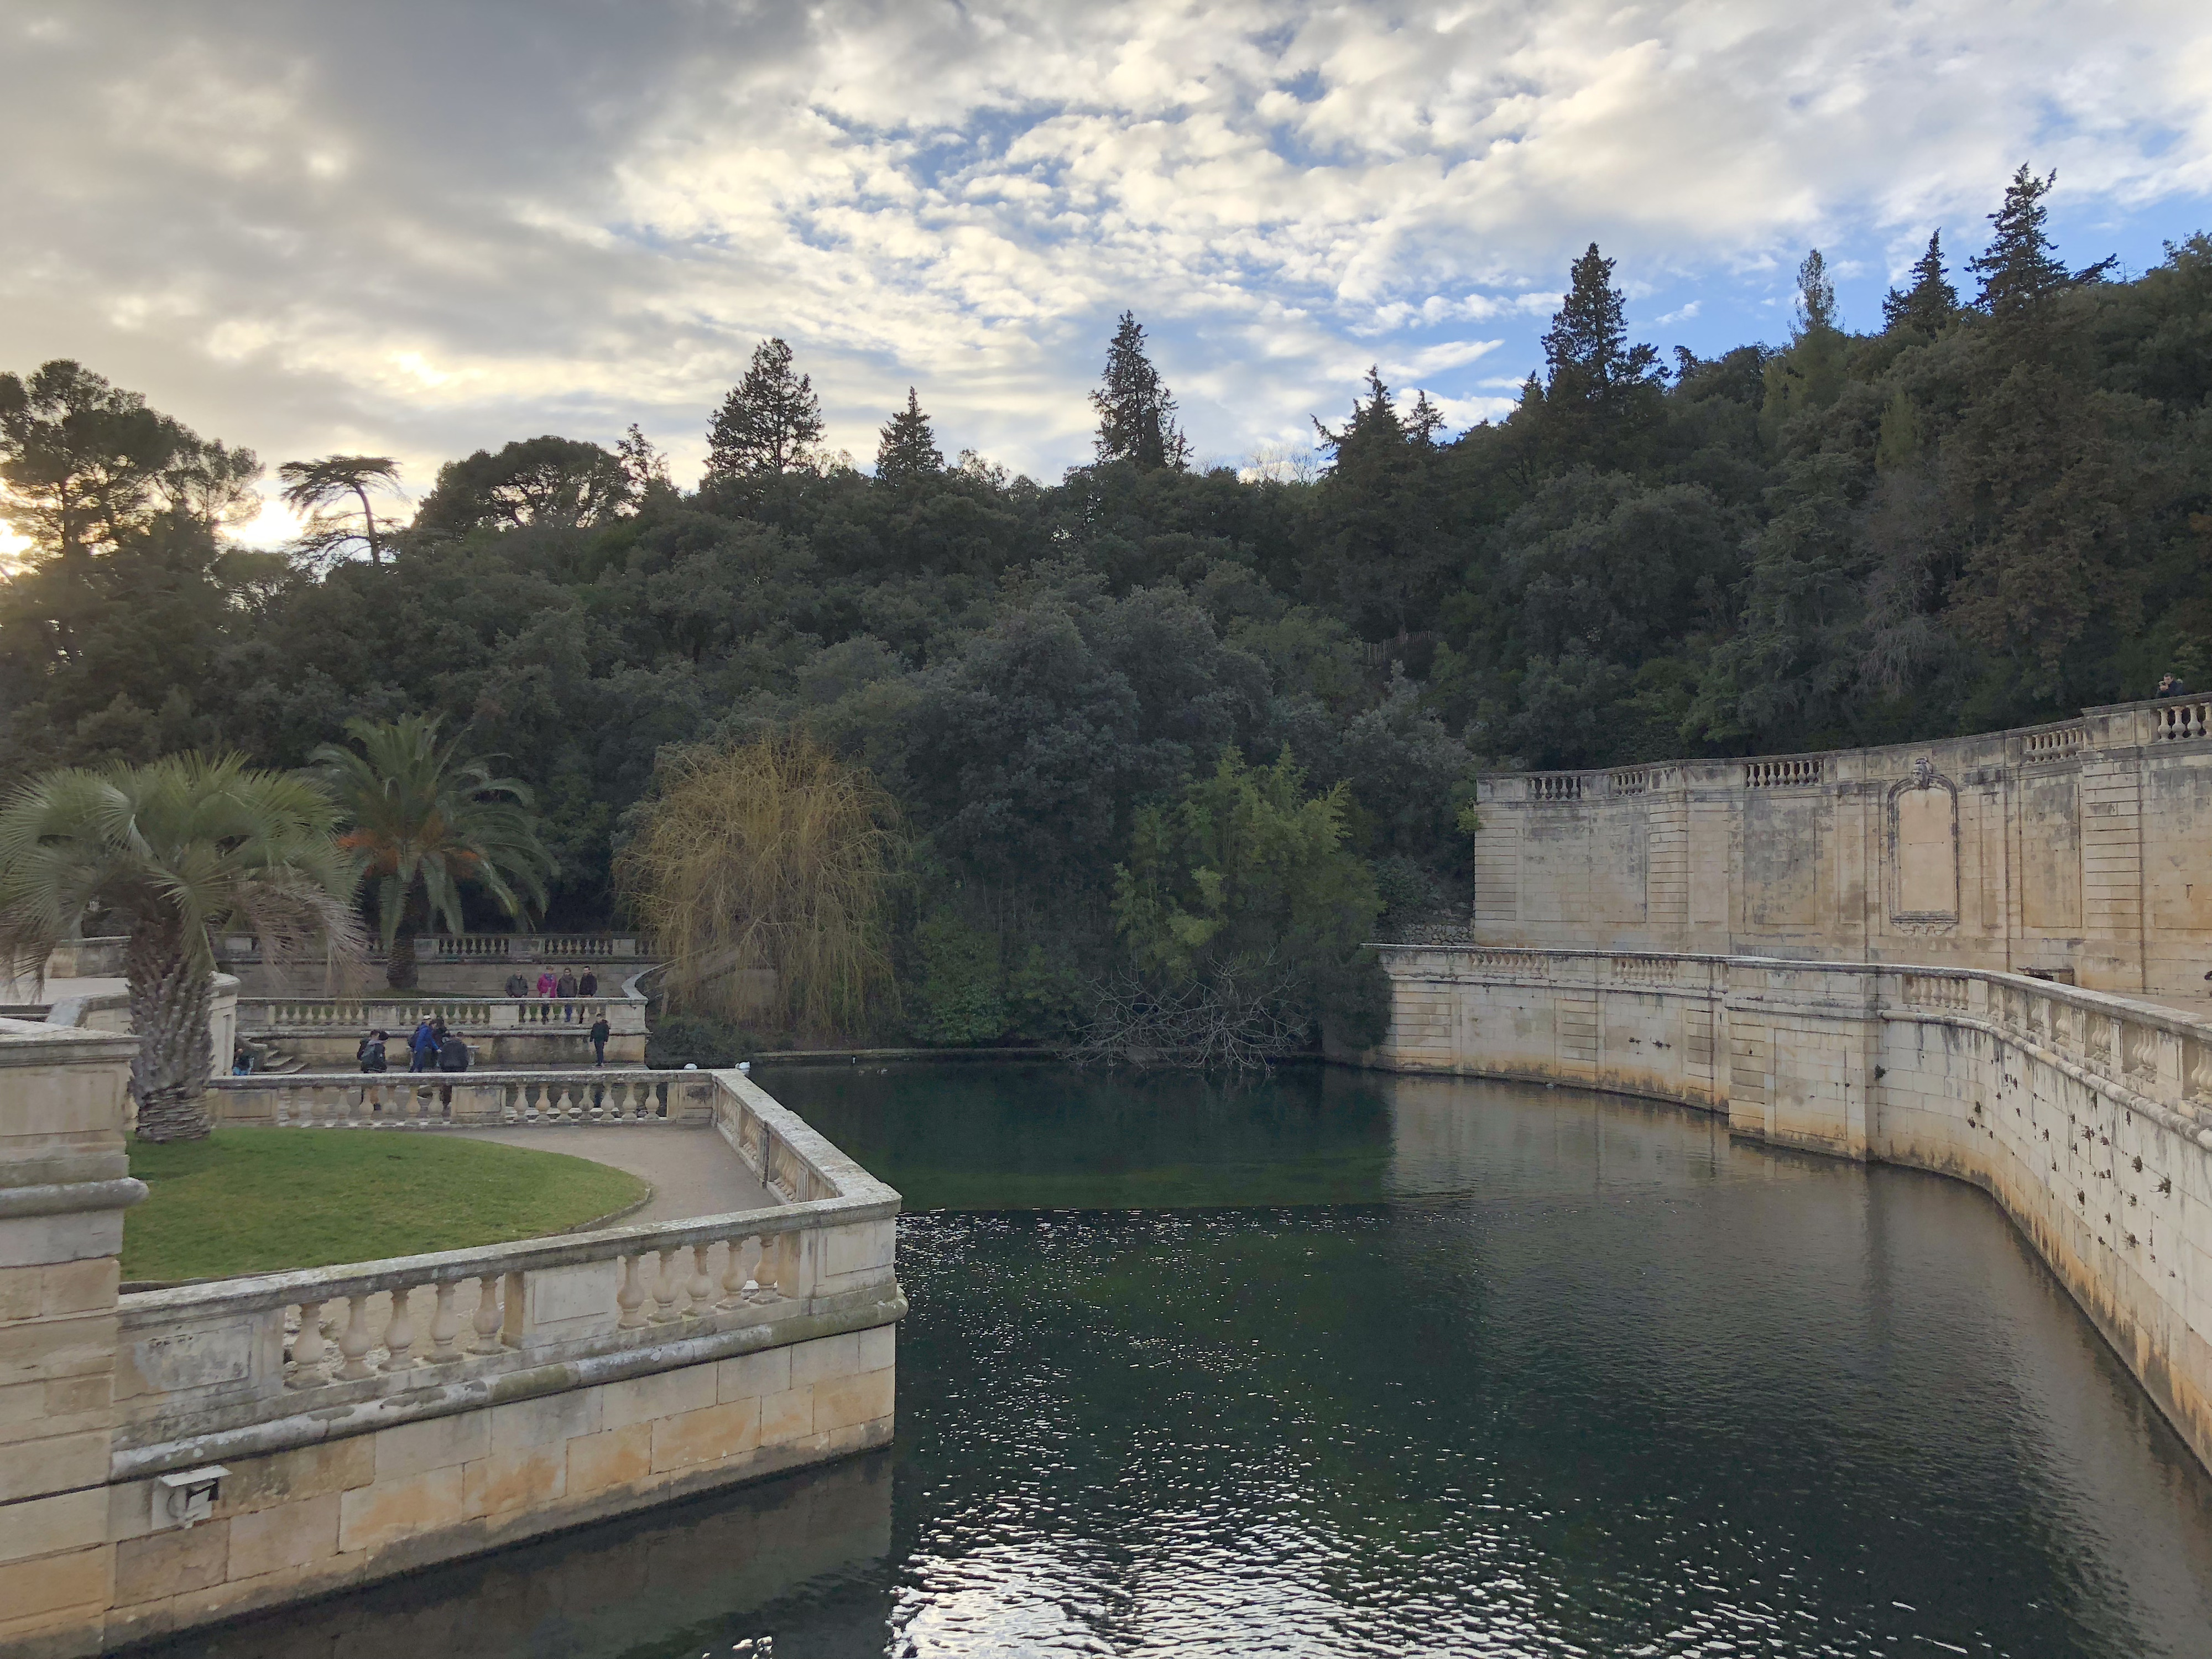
[6,164,2209,1047]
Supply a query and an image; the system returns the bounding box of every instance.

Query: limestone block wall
[1373,946,2212,1473]
[97,1326,895,1650]
[0,1031,904,1658]
[1465,695,2212,994]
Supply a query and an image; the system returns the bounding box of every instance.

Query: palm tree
[0,755,361,1141]
[278,455,401,567]
[314,716,555,989]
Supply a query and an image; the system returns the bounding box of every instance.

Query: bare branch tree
[1073,954,1308,1073]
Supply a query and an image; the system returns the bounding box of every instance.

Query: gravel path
[450,1124,776,1223]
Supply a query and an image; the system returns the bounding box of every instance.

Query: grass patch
[124,1130,648,1282]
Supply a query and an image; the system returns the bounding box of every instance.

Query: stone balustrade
[233,994,651,1067]
[112,1071,894,1473]
[1371,943,2212,1474]
[237,995,645,1034]
[1467,693,2212,994]
[215,932,656,964]
[206,1069,700,1129]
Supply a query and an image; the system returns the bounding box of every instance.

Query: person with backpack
[358,1029,389,1073]
[589,1014,611,1066]
[437,1027,470,1073]
[408,1017,438,1073]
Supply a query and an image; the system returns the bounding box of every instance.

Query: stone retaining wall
[1371,947,2212,1473]
[1463,695,2212,994]
[0,1021,901,1658]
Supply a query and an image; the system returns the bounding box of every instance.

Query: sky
[3,0,2211,547]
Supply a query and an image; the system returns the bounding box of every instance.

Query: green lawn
[123,1130,648,1282]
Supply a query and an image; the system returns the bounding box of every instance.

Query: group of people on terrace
[504,965,600,999]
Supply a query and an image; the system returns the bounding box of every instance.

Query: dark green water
[156,1064,2212,1658]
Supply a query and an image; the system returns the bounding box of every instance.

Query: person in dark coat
[437,1030,470,1072]
[358,1029,389,1073]
[504,970,530,998]
[578,968,598,998]
[589,1015,611,1066]
[2159,671,2192,697]
[556,967,579,999]
[408,1017,438,1073]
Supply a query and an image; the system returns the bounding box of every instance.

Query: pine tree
[1968,166,2116,321]
[1091,312,1188,471]
[1541,244,1661,408]
[704,338,823,481]
[1313,368,1407,469]
[1882,232,1958,336]
[1406,389,1448,448]
[875,388,944,484]
[1762,250,1851,435]
[1526,244,1661,467]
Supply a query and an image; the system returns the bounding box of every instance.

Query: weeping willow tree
[619,736,899,1036]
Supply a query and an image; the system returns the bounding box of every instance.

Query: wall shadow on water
[144,1452,893,1659]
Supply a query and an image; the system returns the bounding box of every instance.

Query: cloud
[1,0,2208,498]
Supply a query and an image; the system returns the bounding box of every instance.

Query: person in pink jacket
[536,969,557,997]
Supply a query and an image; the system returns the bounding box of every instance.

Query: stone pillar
[0,1017,143,1657]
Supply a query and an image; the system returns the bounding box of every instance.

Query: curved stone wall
[1373,946,2212,1473]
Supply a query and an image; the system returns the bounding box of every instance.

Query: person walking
[358,1028,389,1073]
[556,966,579,999]
[408,1016,438,1073]
[589,1013,611,1066]
[578,968,598,998]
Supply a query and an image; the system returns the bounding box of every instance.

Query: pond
[152,1063,2212,1658]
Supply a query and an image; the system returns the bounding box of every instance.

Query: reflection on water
[148,1067,2212,1659]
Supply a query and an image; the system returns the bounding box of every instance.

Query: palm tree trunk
[387,928,419,991]
[127,925,214,1143]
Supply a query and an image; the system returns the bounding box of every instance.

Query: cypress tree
[876,388,944,484]
[704,338,823,481]
[1091,312,1188,471]
[1882,232,1958,336]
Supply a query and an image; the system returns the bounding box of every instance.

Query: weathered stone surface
[0,1031,905,1657]
[1372,946,2212,1474]
[1460,699,2212,995]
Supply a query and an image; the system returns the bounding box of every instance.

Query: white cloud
[1,0,2208,493]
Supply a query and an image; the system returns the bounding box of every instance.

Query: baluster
[650,1248,683,1322]
[686,1244,714,1314]
[616,1254,648,1328]
[336,1293,375,1379]
[749,1235,781,1303]
[468,1274,505,1353]
[380,1284,419,1371]
[429,1282,462,1361]
[721,1236,759,1308]
[291,1298,327,1381]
